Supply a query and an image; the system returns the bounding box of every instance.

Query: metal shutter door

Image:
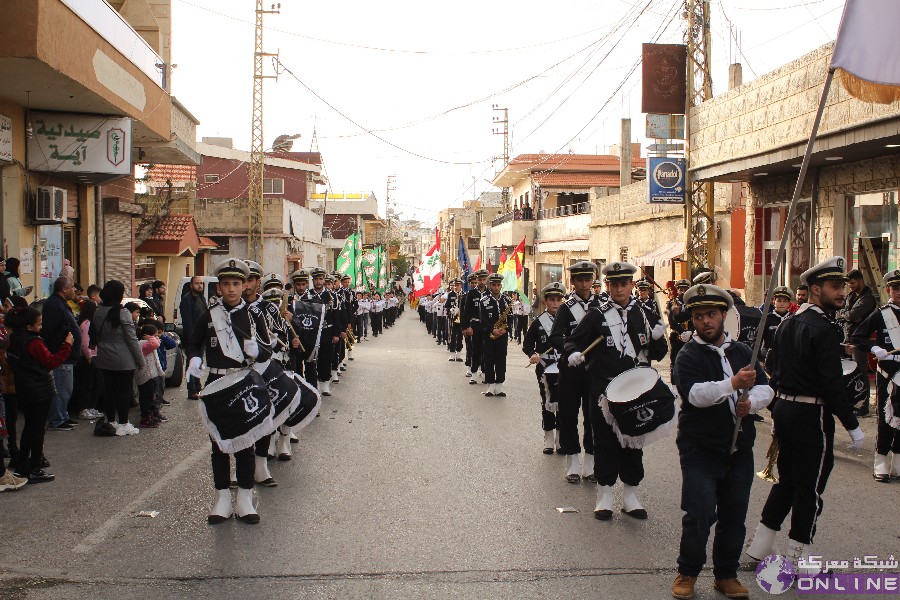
[105,213,133,289]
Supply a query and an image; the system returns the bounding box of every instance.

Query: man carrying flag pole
[458,236,473,293]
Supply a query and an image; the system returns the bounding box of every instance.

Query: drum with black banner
[290,300,326,362]
[199,368,273,454]
[282,372,322,431]
[254,360,303,431]
[886,372,900,432]
[841,359,869,410]
[600,367,678,448]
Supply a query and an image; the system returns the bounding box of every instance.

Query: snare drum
[199,368,273,454]
[254,360,303,431]
[600,367,678,448]
[283,372,322,431]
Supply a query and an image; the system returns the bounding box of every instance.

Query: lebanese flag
[414,229,442,298]
[831,0,900,103]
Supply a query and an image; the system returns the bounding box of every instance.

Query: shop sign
[27,112,131,175]
[648,157,686,204]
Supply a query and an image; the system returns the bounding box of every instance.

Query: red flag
[474,255,481,270]
[512,236,526,277]
[486,258,493,274]
[498,247,507,273]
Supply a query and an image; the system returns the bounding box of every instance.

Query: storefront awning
[633,241,683,268]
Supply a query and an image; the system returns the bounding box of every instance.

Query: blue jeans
[49,363,74,426]
[676,437,754,580]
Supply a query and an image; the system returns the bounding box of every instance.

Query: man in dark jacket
[179,275,206,400]
[41,276,81,430]
[842,269,877,416]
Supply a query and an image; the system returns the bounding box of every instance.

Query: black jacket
[8,331,58,403]
[548,293,600,357]
[40,293,81,363]
[768,305,859,431]
[179,290,206,341]
[850,302,900,379]
[478,293,511,337]
[522,311,559,375]
[186,299,272,369]
[461,288,485,330]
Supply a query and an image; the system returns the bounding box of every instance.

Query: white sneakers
[746,523,778,561]
[111,422,138,436]
[79,409,104,420]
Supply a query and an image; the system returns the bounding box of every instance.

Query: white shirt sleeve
[687,378,735,408]
[747,384,775,414]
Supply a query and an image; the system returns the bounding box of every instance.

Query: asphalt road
[1,311,898,600]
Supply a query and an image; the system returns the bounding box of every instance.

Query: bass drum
[600,367,678,449]
[724,309,741,341]
[841,359,869,409]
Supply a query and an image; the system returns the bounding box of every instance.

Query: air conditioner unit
[36,186,67,223]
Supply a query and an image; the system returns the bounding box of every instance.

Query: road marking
[72,445,208,554]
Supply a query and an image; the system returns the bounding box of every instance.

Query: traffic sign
[647,143,684,153]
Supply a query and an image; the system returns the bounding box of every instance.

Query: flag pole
[729,68,836,454]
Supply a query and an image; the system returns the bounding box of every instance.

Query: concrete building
[690,43,900,304]
[0,0,199,296]
[308,192,387,272]
[191,139,326,275]
[436,192,501,279]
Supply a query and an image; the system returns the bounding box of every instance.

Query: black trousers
[101,369,135,425]
[669,335,685,382]
[425,313,434,335]
[206,372,255,490]
[333,338,344,371]
[255,434,271,458]
[760,400,835,545]
[436,316,447,343]
[557,361,594,456]
[317,335,335,383]
[302,360,318,388]
[16,398,50,473]
[875,373,900,455]
[448,323,463,352]
[470,330,484,373]
[481,334,508,384]
[464,333,473,366]
[537,369,559,431]
[589,378,643,486]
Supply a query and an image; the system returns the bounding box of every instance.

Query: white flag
[831,0,900,103]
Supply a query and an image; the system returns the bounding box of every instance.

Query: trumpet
[346,325,356,350]
[756,437,779,482]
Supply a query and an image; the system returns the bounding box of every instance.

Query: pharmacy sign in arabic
[27,112,132,175]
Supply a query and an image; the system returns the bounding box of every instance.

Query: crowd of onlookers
[0,257,178,492]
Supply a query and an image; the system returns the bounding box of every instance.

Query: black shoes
[594,509,612,521]
[26,469,55,484]
[622,508,648,520]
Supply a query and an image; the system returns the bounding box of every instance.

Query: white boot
[254,455,277,487]
[482,383,496,396]
[478,370,485,383]
[582,453,595,482]
[234,487,259,524]
[290,432,299,443]
[565,454,581,483]
[276,433,292,461]
[448,352,455,362]
[207,489,232,524]
[495,383,506,397]
[543,430,554,454]
[622,484,647,519]
[874,453,891,482]
[788,539,818,574]
[322,380,332,396]
[469,370,478,384]
[267,435,277,458]
[594,485,614,520]
[465,368,472,378]
[746,523,778,561]
[554,429,560,452]
[891,452,900,479]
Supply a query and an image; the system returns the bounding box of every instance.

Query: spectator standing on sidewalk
[41,277,81,431]
[4,258,32,299]
[179,276,206,400]
[74,300,104,421]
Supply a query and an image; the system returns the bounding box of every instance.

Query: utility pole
[684,0,715,275]
[386,174,397,283]
[248,1,280,266]
[492,105,510,213]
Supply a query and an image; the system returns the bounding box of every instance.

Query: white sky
[170,0,846,225]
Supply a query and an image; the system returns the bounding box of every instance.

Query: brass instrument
[346,325,356,350]
[489,301,513,340]
[757,437,779,482]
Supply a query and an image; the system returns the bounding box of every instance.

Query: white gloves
[243,339,260,360]
[679,331,692,343]
[847,427,865,451]
[187,357,204,379]
[872,346,889,360]
[651,322,666,340]
[568,352,585,367]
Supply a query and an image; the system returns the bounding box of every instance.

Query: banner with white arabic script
[27,112,132,175]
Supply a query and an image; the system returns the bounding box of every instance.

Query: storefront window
[846,191,898,277]
[754,202,812,290]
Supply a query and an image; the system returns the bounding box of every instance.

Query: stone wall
[193,198,283,235]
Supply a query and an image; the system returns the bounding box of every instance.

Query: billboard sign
[648,157,686,204]
[27,112,132,175]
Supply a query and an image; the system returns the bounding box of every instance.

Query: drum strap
[881,306,900,351]
[569,302,587,325]
[210,302,247,364]
[537,312,560,367]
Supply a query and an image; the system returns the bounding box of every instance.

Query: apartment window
[264,178,285,194]
[204,174,220,183]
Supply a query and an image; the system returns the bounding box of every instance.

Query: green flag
[336,233,357,284]
[377,246,388,293]
[354,234,364,288]
[360,246,379,291]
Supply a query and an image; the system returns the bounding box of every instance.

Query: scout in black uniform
[262,272,301,460]
[636,278,660,317]
[446,278,464,362]
[301,268,343,397]
[564,262,667,520]
[287,269,318,388]
[326,275,345,383]
[523,282,566,454]
[462,269,489,384]
[746,257,864,568]
[340,275,357,363]
[461,273,478,371]
[548,261,601,483]
[185,257,272,525]
[666,279,692,374]
[761,286,793,363]
[671,285,774,600]
[849,268,900,482]
[479,273,511,397]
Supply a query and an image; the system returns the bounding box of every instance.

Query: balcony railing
[538,202,591,220]
[61,0,164,88]
[491,211,535,227]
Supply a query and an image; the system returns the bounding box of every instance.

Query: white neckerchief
[603,297,637,360]
[692,331,738,417]
[210,299,247,363]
